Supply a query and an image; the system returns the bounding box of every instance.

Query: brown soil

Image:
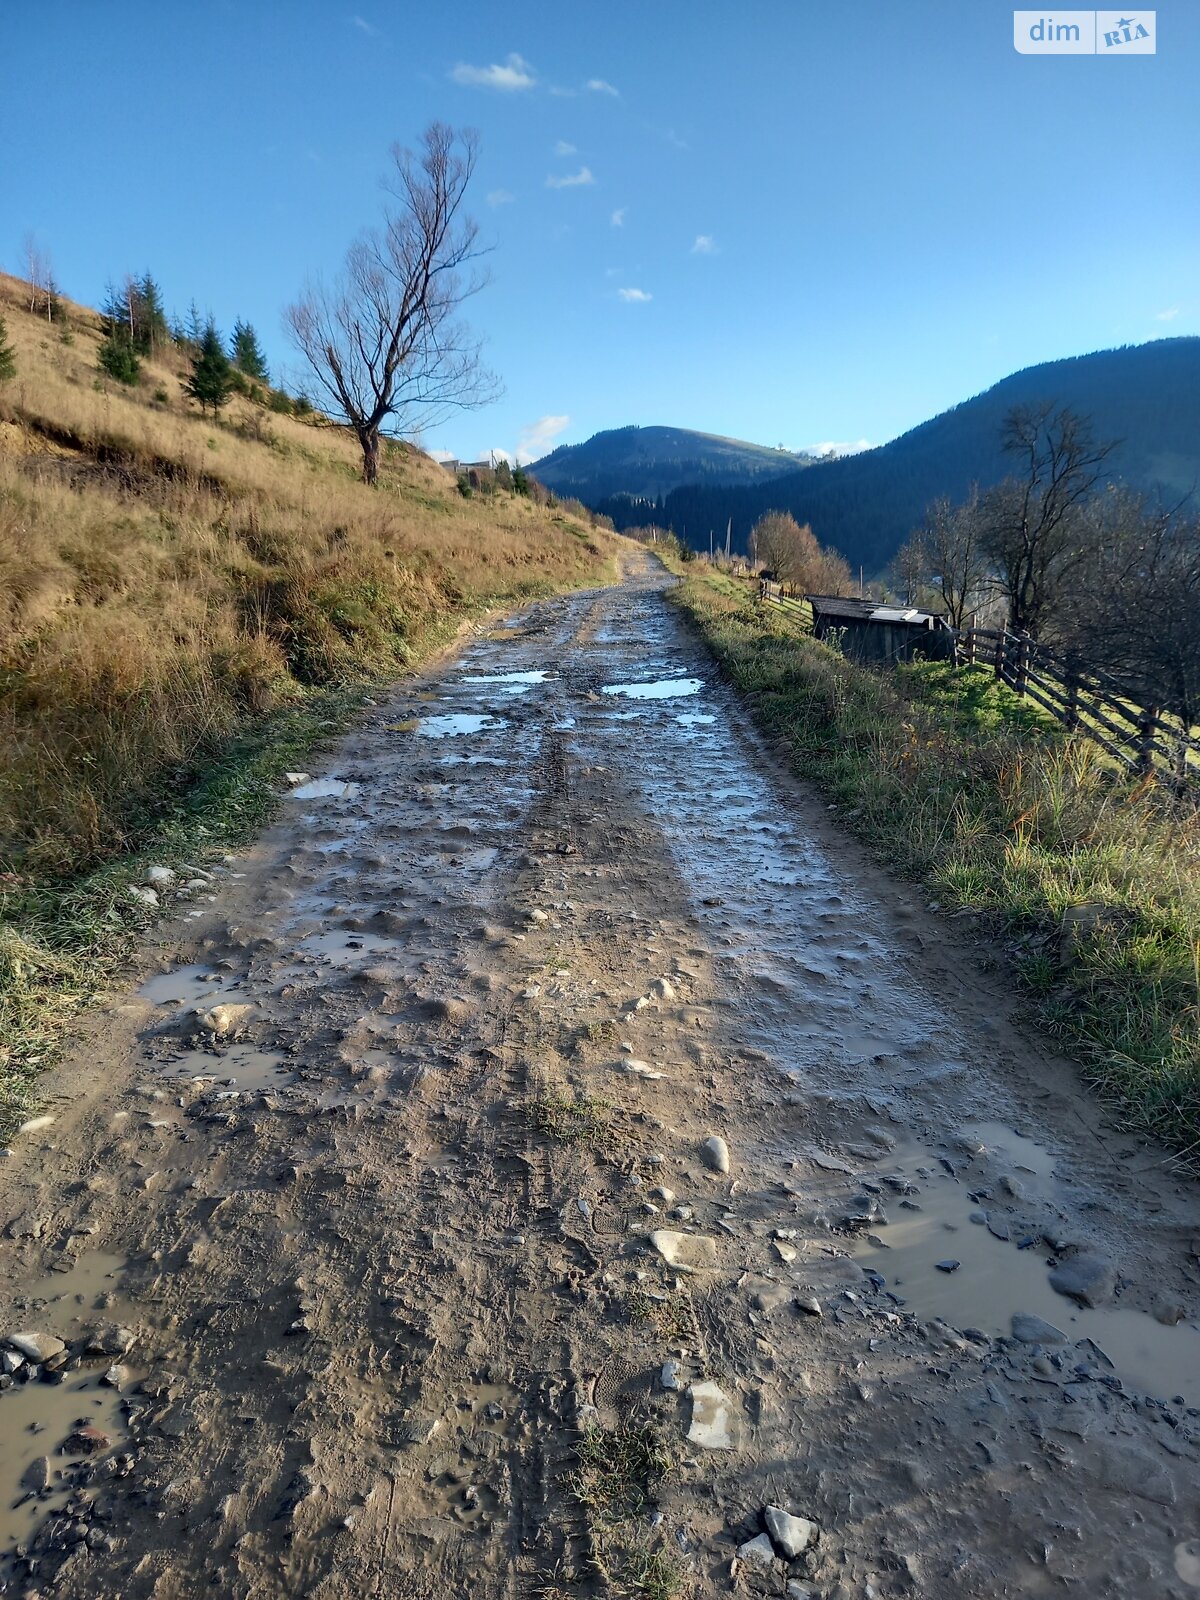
[2,551,1199,1599]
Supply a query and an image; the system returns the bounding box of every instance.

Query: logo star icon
[1115,15,1135,25]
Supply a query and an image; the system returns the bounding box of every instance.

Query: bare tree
[983,403,1117,637]
[897,489,991,627]
[21,232,56,321]
[1057,491,1200,726]
[748,511,852,594]
[285,123,499,485]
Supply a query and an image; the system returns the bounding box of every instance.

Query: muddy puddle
[411,714,504,739]
[848,1124,1200,1406]
[138,964,243,1008]
[601,677,703,700]
[461,670,554,686]
[154,1042,292,1092]
[1,1253,134,1550]
[287,778,362,801]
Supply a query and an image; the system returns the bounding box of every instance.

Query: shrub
[97,334,140,385]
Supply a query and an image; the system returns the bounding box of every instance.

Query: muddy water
[1,1252,132,1549]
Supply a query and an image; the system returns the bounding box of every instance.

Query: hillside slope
[531,422,811,502]
[0,273,615,880]
[592,339,1200,571]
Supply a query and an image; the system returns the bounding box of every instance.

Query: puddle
[601,677,703,700]
[462,671,553,685]
[287,778,362,800]
[848,1131,1200,1406]
[677,712,716,726]
[139,964,239,1007]
[298,930,406,966]
[412,714,503,739]
[0,1366,129,1551]
[156,1042,292,1091]
[1,1252,134,1549]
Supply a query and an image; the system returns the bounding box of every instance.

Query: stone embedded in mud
[649,1230,717,1271]
[624,1059,663,1079]
[145,865,175,885]
[1154,1300,1185,1326]
[738,1532,777,1567]
[660,1359,681,1391]
[85,1324,136,1358]
[5,1331,66,1363]
[200,1003,255,1037]
[795,1295,822,1318]
[934,1260,960,1274]
[1011,1313,1067,1345]
[128,886,159,908]
[650,977,677,1001]
[700,1135,730,1175]
[687,1380,736,1450]
[16,1115,56,1135]
[23,1456,56,1494]
[1048,1253,1116,1307]
[764,1506,819,1559]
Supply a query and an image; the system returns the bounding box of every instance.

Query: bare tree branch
[284,123,501,485]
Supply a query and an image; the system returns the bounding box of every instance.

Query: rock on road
[2,550,1199,1599]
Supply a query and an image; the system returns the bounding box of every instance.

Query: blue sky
[3,2,1196,463]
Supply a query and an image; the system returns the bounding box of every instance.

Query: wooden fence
[759,583,1198,787]
[958,626,1198,785]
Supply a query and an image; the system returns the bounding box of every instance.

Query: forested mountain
[586,339,1200,573]
[531,424,812,502]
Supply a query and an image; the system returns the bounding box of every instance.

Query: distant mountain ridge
[531,423,812,503]
[580,338,1200,573]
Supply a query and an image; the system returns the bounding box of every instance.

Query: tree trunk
[361,429,380,486]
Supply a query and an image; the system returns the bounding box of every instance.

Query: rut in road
[2,550,1200,1599]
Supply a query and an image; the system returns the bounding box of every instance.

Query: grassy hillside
[597,338,1200,572]
[531,423,812,503]
[0,273,614,876]
[0,274,616,1128]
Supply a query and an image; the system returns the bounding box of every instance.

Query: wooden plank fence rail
[756,581,1197,789]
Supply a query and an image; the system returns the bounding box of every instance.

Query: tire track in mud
[1,554,1199,1599]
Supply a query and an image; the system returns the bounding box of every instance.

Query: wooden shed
[807,595,956,665]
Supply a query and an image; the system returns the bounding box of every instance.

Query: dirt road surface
[3,551,1200,1598]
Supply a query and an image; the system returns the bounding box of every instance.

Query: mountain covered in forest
[582,339,1200,573]
[531,424,812,502]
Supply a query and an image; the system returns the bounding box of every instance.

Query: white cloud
[691,234,716,254]
[451,52,536,91]
[516,414,570,464]
[610,207,625,227]
[1156,305,1181,321]
[586,78,619,96]
[617,287,652,303]
[487,189,516,207]
[808,439,873,458]
[428,448,456,463]
[489,447,515,465]
[352,15,378,35]
[546,166,595,189]
[555,140,577,156]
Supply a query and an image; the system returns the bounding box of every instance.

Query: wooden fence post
[963,628,976,667]
[1064,660,1080,732]
[1136,707,1160,776]
[994,631,1006,683]
[1017,633,1036,697]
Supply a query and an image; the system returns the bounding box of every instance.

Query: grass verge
[667,564,1200,1154]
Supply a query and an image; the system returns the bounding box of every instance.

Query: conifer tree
[230,319,269,382]
[0,316,16,382]
[186,320,234,415]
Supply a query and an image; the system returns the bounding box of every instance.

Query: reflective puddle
[412,714,504,738]
[848,1127,1200,1406]
[139,964,242,1008]
[287,778,362,800]
[156,1042,292,1091]
[601,677,703,701]
[462,671,553,686]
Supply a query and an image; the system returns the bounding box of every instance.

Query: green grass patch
[567,1422,683,1600]
[667,565,1200,1153]
[529,1089,617,1153]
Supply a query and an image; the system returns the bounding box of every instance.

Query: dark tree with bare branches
[285,123,498,485]
[983,403,1117,637]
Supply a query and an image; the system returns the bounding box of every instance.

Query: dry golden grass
[0,273,615,876]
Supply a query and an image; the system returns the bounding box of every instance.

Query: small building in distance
[807,595,956,665]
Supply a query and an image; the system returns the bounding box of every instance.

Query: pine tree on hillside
[230,319,269,383]
[186,320,234,416]
[136,273,169,356]
[0,316,16,382]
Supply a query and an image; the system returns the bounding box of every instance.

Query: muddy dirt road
[3,551,1200,1598]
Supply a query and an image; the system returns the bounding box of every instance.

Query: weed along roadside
[665,561,1200,1153]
